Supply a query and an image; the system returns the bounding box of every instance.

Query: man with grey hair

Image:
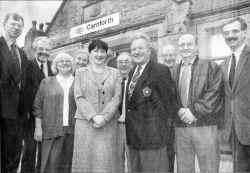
[21,36,53,173]
[173,33,224,173]
[116,52,133,173]
[125,33,178,172]
[161,44,177,73]
[0,13,29,173]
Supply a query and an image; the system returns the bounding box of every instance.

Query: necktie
[179,63,191,107]
[40,63,44,74]
[10,44,21,86]
[229,53,236,88]
[128,65,142,99]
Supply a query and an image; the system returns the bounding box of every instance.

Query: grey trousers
[175,125,220,173]
[117,123,131,173]
[41,134,74,173]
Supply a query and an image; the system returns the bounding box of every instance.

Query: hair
[178,33,198,45]
[88,39,108,53]
[75,49,89,58]
[221,17,247,31]
[51,52,74,74]
[3,13,24,26]
[117,52,132,61]
[32,36,52,49]
[130,33,152,48]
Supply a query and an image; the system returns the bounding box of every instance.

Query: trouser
[1,118,22,173]
[230,123,250,172]
[41,134,74,173]
[117,122,131,173]
[175,125,220,173]
[21,119,41,173]
[128,146,169,173]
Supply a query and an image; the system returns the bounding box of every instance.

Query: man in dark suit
[0,13,29,173]
[21,36,53,173]
[125,33,178,172]
[221,17,250,172]
[173,33,224,173]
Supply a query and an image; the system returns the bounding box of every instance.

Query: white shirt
[118,78,128,122]
[228,43,246,78]
[56,74,74,126]
[36,58,48,77]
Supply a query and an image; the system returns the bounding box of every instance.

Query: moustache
[38,52,50,57]
[227,37,237,42]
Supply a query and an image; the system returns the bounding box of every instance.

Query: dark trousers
[21,119,41,173]
[41,134,74,173]
[1,118,22,173]
[231,124,250,172]
[128,146,169,173]
[167,125,175,173]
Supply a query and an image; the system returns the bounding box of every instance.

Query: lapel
[222,56,232,93]
[0,37,26,87]
[0,36,12,63]
[232,45,250,91]
[33,59,45,80]
[129,60,152,101]
[86,66,110,87]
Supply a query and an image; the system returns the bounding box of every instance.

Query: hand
[92,115,106,128]
[34,127,42,141]
[178,108,186,118]
[180,108,197,124]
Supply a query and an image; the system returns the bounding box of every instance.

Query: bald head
[178,34,197,61]
[161,44,177,67]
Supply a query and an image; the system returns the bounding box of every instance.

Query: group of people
[0,12,250,173]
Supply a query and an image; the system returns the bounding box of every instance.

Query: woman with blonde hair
[33,52,76,173]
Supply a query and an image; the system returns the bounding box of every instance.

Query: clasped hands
[178,107,197,124]
[92,114,107,128]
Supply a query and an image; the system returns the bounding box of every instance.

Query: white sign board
[70,13,120,39]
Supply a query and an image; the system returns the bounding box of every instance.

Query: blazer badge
[142,86,152,97]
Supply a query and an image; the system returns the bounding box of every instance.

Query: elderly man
[21,36,53,173]
[117,52,133,173]
[173,33,224,173]
[74,50,89,70]
[161,44,177,73]
[221,17,250,172]
[125,33,178,172]
[0,13,29,173]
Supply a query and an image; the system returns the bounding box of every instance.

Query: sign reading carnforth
[70,13,120,38]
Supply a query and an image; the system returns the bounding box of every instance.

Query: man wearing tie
[173,34,224,173]
[0,13,29,173]
[21,36,53,173]
[221,17,250,172]
[125,33,178,172]
[117,52,133,173]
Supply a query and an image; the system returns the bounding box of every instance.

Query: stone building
[24,21,48,59]
[46,0,250,63]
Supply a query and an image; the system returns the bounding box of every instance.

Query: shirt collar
[2,32,16,49]
[181,56,196,66]
[233,43,246,59]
